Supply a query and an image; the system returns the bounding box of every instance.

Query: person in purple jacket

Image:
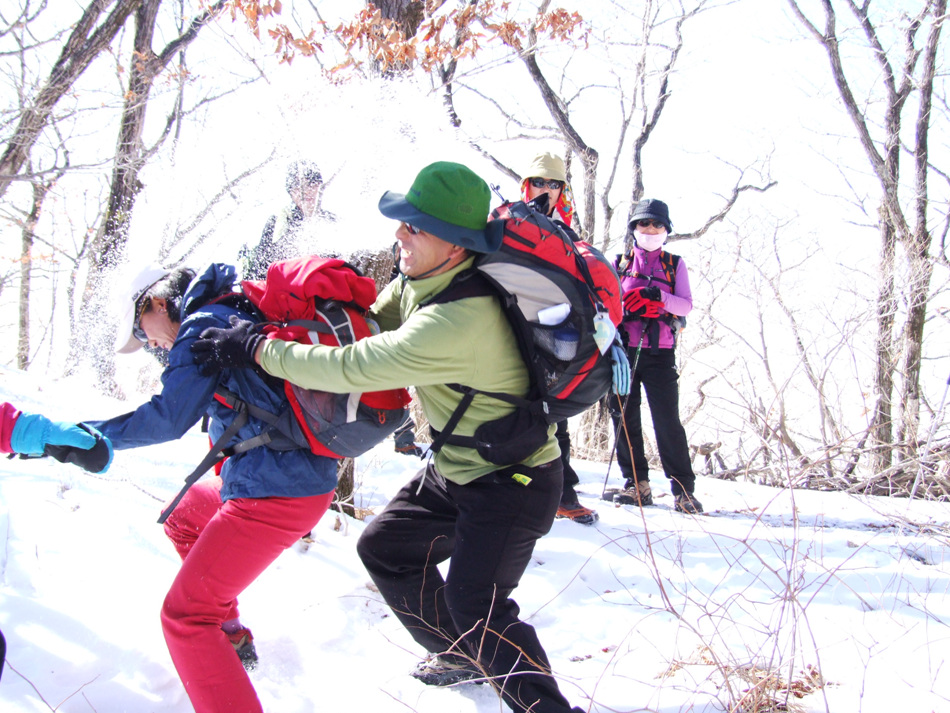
[609,198,703,514]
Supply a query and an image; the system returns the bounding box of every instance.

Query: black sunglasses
[132,295,150,343]
[635,219,666,230]
[404,223,423,235]
[528,177,564,190]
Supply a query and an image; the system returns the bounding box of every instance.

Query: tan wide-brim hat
[114,265,170,354]
[522,151,567,182]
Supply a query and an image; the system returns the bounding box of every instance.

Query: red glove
[623,286,662,319]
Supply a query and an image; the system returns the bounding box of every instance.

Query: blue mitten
[45,424,114,474]
[10,413,96,455]
[610,343,631,396]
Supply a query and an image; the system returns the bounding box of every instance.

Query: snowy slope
[0,367,948,713]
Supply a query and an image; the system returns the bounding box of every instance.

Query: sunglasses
[528,177,565,191]
[404,223,424,235]
[132,294,150,343]
[635,219,666,230]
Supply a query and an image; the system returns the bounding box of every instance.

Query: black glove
[192,316,266,372]
[640,285,662,302]
[44,424,114,474]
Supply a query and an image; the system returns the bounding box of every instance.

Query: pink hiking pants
[161,477,333,713]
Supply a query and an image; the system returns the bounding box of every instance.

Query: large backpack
[158,257,411,524]
[426,200,624,466]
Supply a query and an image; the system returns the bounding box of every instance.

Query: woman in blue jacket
[89,263,337,713]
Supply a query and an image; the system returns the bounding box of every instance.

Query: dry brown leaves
[225,0,586,71]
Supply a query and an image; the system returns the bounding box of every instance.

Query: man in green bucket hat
[193,161,583,713]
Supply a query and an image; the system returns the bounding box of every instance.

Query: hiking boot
[411,655,482,686]
[556,500,599,525]
[674,492,704,514]
[613,480,653,507]
[225,627,259,671]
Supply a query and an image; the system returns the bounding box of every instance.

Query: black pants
[356,461,582,713]
[555,419,579,503]
[608,348,695,495]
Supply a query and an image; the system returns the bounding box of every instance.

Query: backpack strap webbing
[424,270,548,457]
[156,384,313,525]
[157,405,249,524]
[616,250,679,290]
[427,385,540,455]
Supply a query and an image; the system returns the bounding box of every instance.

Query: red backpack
[238,256,411,458]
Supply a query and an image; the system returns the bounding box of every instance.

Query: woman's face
[526,177,563,216]
[138,298,180,351]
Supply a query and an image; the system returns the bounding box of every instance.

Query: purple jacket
[619,245,692,350]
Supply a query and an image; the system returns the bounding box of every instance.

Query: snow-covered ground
[1,366,948,713]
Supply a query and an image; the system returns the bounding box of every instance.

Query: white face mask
[634,230,666,252]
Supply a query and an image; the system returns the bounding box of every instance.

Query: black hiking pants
[356,460,583,713]
[608,347,696,495]
[555,419,580,503]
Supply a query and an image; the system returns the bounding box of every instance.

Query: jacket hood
[180,263,239,318]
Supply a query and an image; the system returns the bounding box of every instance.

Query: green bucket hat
[378,161,502,253]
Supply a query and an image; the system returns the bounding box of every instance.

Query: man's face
[396,222,461,278]
[290,180,323,216]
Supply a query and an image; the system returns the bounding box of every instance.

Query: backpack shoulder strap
[616,251,677,289]
[425,268,495,306]
[659,251,679,291]
[206,290,265,321]
[157,405,251,524]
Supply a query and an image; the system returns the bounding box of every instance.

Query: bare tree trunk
[375,0,426,37]
[0,0,141,199]
[88,0,162,273]
[88,0,228,273]
[898,1,945,454]
[898,248,930,452]
[334,458,355,517]
[787,0,947,475]
[518,48,598,239]
[437,0,477,129]
[17,181,50,369]
[370,0,431,75]
[71,0,227,387]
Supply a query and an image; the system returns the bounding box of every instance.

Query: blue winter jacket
[89,263,338,501]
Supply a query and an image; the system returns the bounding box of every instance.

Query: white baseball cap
[114,265,171,354]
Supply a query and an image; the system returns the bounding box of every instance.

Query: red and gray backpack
[425,200,623,466]
[158,257,410,524]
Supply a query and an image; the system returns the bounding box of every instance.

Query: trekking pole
[601,330,645,499]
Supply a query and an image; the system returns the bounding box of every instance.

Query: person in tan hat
[517,151,599,526]
[521,150,576,226]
